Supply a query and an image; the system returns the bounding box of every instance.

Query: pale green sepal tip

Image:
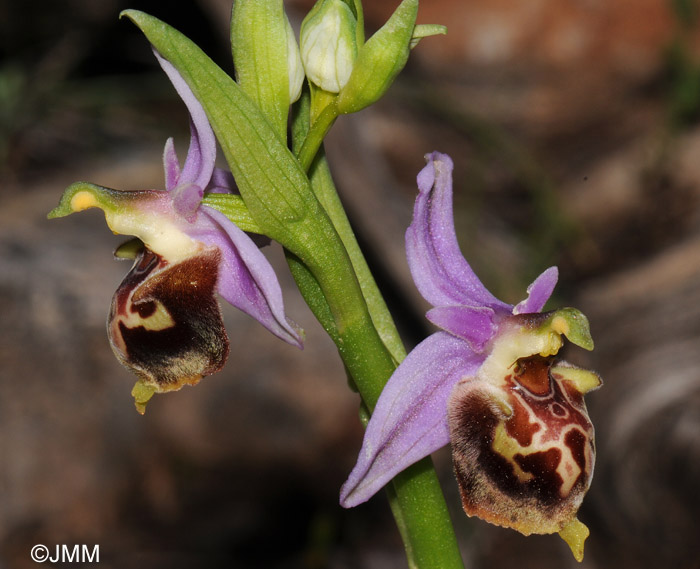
[410,24,447,49]
[547,307,594,351]
[132,380,156,415]
[47,181,117,220]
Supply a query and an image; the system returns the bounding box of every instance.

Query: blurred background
[1,0,700,567]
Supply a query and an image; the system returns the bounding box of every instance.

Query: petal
[108,246,229,402]
[163,137,181,190]
[340,332,482,507]
[197,206,304,348]
[513,266,559,315]
[207,168,238,194]
[172,183,204,222]
[153,49,216,192]
[406,152,511,313]
[426,305,496,352]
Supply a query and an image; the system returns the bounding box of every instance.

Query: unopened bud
[300,0,357,93]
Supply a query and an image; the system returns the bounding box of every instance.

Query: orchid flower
[49,50,303,413]
[340,152,601,561]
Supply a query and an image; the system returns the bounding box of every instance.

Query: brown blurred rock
[575,233,700,569]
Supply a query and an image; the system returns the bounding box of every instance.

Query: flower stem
[292,87,338,172]
[291,94,465,569]
[292,90,405,361]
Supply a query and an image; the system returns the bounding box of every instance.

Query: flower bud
[300,0,357,93]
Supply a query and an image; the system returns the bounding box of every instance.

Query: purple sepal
[163,137,180,190]
[200,207,304,348]
[426,305,496,352]
[407,152,511,314]
[513,266,559,314]
[340,332,482,507]
[154,50,216,192]
[207,168,237,194]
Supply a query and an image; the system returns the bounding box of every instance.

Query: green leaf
[120,10,319,253]
[201,193,263,234]
[230,0,295,138]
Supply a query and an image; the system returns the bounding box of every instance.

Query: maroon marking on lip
[514,447,564,505]
[513,355,553,396]
[505,396,541,447]
[564,428,589,473]
[550,402,567,417]
[108,246,229,388]
[133,300,157,319]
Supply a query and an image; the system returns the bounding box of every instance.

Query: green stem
[293,90,405,362]
[297,100,339,172]
[389,463,465,569]
[306,153,406,362]
[290,94,464,569]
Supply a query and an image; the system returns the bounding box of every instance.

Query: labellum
[109,244,229,413]
[448,314,601,561]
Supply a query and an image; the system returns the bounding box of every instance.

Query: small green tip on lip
[114,237,144,260]
[46,207,63,220]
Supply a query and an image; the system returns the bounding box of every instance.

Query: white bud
[300,0,357,93]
